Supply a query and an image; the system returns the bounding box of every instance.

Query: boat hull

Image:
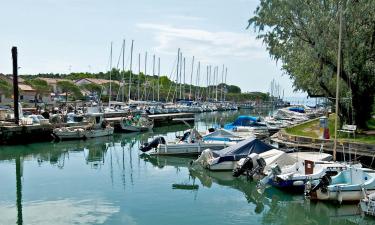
[152,143,230,156]
[85,127,114,138]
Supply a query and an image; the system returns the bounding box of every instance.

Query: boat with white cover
[192,138,277,171]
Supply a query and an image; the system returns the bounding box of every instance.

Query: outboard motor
[233,153,267,178]
[233,155,255,177]
[310,174,331,193]
[140,137,166,152]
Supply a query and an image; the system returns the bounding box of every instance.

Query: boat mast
[179,52,183,100]
[152,54,156,101]
[215,66,218,101]
[109,42,113,107]
[138,53,141,101]
[157,57,160,102]
[224,67,227,102]
[206,66,209,101]
[175,48,180,102]
[128,40,134,102]
[197,61,200,101]
[121,39,126,102]
[183,57,186,100]
[189,56,195,100]
[333,7,343,161]
[144,52,148,101]
[221,64,224,102]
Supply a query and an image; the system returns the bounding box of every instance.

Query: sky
[0,0,306,97]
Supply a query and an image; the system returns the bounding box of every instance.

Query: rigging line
[166,51,179,102]
[116,42,124,69]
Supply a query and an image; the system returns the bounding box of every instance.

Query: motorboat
[202,129,244,143]
[53,112,114,140]
[262,160,358,193]
[119,114,154,132]
[140,128,233,155]
[224,116,269,138]
[232,149,298,178]
[305,166,375,203]
[192,138,276,171]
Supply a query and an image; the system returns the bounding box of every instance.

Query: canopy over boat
[224,115,261,130]
[288,107,305,113]
[212,138,275,163]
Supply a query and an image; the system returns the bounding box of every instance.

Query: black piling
[12,47,19,125]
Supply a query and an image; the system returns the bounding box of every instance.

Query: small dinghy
[119,114,154,132]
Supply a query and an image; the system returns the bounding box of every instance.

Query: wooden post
[12,47,20,125]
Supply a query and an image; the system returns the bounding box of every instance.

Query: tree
[81,83,102,95]
[56,81,82,102]
[25,78,52,106]
[227,85,241,94]
[248,0,375,128]
[0,79,12,97]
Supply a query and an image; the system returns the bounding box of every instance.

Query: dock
[106,113,195,127]
[0,124,54,144]
[272,129,375,160]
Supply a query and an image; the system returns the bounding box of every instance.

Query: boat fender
[293,181,304,186]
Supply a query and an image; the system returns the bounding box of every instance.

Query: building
[0,74,51,105]
[38,77,72,93]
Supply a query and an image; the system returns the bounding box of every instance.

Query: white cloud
[136,23,266,63]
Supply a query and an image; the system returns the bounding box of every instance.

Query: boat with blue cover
[224,116,269,138]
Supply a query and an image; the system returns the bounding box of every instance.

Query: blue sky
[0,0,305,97]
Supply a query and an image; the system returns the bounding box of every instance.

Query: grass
[367,117,375,130]
[285,119,320,138]
[285,114,375,145]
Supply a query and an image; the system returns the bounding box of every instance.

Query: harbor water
[0,110,372,225]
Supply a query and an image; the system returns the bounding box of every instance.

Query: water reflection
[142,154,373,225]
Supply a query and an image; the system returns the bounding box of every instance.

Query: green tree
[57,81,82,102]
[227,85,241,94]
[25,78,52,105]
[81,83,102,95]
[0,79,12,97]
[248,0,375,128]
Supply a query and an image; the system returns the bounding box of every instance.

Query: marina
[0,109,374,225]
[1,0,375,224]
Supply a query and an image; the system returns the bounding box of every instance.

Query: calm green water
[0,110,373,225]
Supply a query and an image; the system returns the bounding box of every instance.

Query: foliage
[81,83,102,94]
[20,70,269,103]
[0,79,12,97]
[25,78,51,94]
[248,0,375,128]
[226,85,241,94]
[103,82,120,94]
[56,81,82,100]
